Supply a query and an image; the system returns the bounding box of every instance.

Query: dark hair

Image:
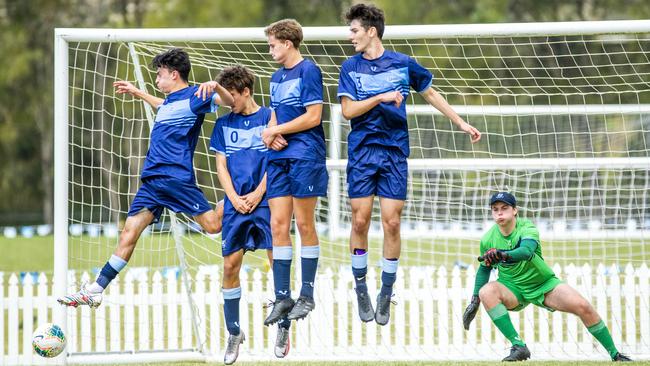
[216,65,256,95]
[151,48,191,82]
[264,19,303,49]
[345,3,385,39]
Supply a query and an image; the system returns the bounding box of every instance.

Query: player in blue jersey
[58,48,233,309]
[338,4,482,325]
[260,19,328,327]
[208,65,289,363]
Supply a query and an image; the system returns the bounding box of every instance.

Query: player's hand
[241,189,263,213]
[378,90,403,108]
[231,195,251,214]
[462,295,481,330]
[459,121,481,144]
[262,126,279,147]
[195,81,218,101]
[114,80,139,95]
[483,248,510,266]
[268,135,288,151]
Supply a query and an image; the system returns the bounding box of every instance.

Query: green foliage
[1,0,649,225]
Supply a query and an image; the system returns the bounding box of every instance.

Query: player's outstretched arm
[261,104,322,143]
[215,153,252,214]
[195,80,235,107]
[114,80,164,110]
[420,87,481,143]
[340,92,403,120]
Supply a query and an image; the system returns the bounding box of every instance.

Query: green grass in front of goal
[0,234,646,274]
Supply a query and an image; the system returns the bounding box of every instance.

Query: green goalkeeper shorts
[498,276,563,312]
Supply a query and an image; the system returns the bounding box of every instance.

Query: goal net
[53,21,650,362]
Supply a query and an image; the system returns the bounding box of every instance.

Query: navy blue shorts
[266,158,328,199]
[221,206,272,256]
[128,177,212,223]
[347,146,408,200]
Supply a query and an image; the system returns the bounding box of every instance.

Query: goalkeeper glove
[463,295,481,330]
[483,248,511,266]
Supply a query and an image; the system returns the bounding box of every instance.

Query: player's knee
[118,227,138,249]
[223,261,240,278]
[478,283,497,302]
[382,217,401,235]
[295,218,315,236]
[575,299,595,316]
[271,216,290,235]
[203,221,221,235]
[351,215,370,234]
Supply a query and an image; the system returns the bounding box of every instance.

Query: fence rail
[1,263,649,364]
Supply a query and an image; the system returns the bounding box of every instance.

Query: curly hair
[216,65,256,95]
[344,4,385,39]
[264,19,303,49]
[151,48,191,82]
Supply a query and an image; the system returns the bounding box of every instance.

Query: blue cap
[490,192,517,207]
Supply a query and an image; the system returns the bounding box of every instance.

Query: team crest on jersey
[308,185,314,192]
[281,74,287,80]
[244,120,250,127]
[193,203,200,210]
[371,66,377,72]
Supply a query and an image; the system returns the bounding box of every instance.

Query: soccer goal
[50,20,650,364]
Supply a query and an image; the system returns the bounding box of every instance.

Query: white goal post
[51,20,650,364]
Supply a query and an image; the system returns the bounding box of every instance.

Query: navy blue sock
[300,246,319,298]
[96,255,127,289]
[279,317,291,329]
[272,246,292,300]
[351,249,368,293]
[223,287,241,336]
[380,257,399,297]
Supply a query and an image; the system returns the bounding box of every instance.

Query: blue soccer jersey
[337,50,433,157]
[209,107,271,209]
[269,59,326,161]
[141,85,217,182]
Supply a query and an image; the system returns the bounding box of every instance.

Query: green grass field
[76,361,650,366]
[1,234,646,275]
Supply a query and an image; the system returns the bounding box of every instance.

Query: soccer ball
[32,323,66,358]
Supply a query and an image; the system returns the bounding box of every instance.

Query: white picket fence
[2,263,649,365]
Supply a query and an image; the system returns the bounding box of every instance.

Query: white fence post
[152,271,164,350]
[138,270,150,351]
[638,263,649,354]
[8,274,19,364]
[0,272,4,361]
[437,266,448,354]
[610,264,623,347]
[124,271,135,352]
[22,274,34,365]
[624,264,636,351]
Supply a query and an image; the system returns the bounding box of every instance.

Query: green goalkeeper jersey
[480,218,556,289]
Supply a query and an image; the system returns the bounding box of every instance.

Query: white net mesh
[62,26,650,359]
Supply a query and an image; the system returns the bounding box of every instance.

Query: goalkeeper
[463,192,631,362]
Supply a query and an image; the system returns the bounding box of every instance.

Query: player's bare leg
[349,196,375,322]
[479,282,530,361]
[543,283,630,361]
[58,210,154,308]
[374,197,404,325]
[194,199,224,234]
[265,196,295,325]
[287,197,319,320]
